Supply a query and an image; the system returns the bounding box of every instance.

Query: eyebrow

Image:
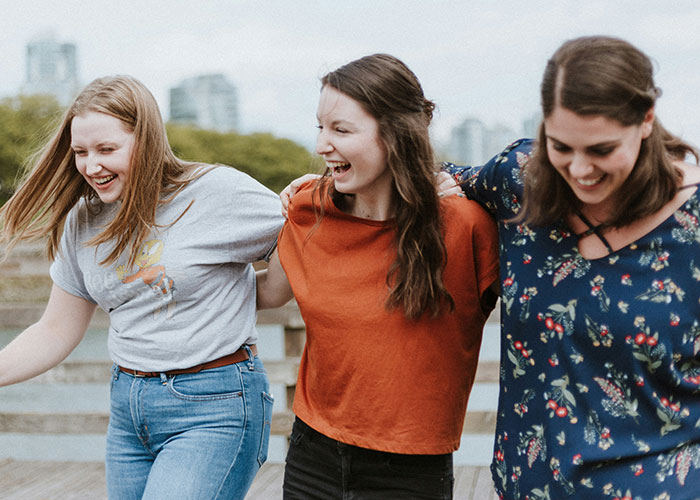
[70,140,119,149]
[316,116,352,127]
[546,136,620,150]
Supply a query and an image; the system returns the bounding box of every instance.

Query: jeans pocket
[167,366,244,401]
[289,417,309,447]
[258,391,274,466]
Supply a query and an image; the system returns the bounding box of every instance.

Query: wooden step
[0,460,498,500]
[23,358,497,385]
[0,276,52,303]
[0,408,496,437]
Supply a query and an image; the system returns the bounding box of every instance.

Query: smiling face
[71,111,135,204]
[315,85,393,212]
[544,105,654,220]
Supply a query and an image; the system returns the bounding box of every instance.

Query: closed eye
[550,142,570,153]
[588,146,615,157]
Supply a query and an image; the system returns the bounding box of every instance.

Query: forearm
[0,320,85,386]
[0,284,95,386]
[256,248,294,309]
[256,269,294,309]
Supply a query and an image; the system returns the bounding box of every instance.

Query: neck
[578,197,618,227]
[342,193,394,221]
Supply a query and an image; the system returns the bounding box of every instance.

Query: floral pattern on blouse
[444,139,700,500]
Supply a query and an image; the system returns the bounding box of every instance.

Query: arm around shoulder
[256,247,294,309]
[0,284,96,386]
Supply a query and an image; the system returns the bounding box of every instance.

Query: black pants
[283,418,454,500]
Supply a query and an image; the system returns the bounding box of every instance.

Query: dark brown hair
[1,75,201,265]
[522,36,698,227]
[313,53,453,320]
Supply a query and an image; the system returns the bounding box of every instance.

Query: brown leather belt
[118,344,258,377]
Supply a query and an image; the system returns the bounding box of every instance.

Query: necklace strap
[574,210,614,254]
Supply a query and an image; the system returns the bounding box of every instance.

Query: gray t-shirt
[50,166,284,371]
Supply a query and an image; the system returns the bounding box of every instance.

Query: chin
[333,183,354,195]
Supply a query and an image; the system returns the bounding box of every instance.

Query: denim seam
[166,372,244,401]
[212,363,248,500]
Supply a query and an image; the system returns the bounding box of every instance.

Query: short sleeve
[49,204,95,303]
[196,167,285,264]
[442,138,534,221]
[470,203,500,301]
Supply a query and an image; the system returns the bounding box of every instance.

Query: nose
[568,153,594,178]
[315,130,333,156]
[85,153,102,175]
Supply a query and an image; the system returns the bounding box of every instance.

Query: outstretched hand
[280,173,322,218]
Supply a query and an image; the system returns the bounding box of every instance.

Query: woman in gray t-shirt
[0,75,283,499]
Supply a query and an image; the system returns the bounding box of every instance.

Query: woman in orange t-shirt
[256,53,499,499]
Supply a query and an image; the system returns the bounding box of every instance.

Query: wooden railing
[0,243,498,439]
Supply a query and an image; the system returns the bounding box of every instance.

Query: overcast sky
[2,0,700,152]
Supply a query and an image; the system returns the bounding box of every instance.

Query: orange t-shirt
[278,182,499,454]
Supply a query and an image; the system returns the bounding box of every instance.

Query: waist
[118,344,258,377]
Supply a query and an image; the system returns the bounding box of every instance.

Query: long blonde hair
[1,75,199,266]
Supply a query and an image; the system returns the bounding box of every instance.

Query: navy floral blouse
[445,139,700,500]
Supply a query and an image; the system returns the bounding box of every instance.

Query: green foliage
[166,124,320,193]
[0,95,64,205]
[0,95,318,207]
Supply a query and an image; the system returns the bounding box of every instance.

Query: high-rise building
[448,118,517,165]
[448,118,486,165]
[521,112,542,139]
[169,74,239,133]
[22,32,80,107]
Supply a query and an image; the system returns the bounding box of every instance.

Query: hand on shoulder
[280,173,322,218]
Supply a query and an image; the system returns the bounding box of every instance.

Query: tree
[0,97,318,206]
[166,124,320,193]
[0,95,64,205]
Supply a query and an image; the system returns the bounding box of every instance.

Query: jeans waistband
[118,344,258,377]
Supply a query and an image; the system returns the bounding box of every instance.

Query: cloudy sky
[2,0,700,152]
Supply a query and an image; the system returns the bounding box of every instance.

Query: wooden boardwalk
[0,459,498,499]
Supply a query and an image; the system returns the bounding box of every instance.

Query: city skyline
[2,1,699,154]
[169,73,240,133]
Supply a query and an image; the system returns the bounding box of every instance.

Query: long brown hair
[1,75,200,266]
[522,36,698,227]
[313,54,453,320]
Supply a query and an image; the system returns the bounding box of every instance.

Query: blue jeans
[105,351,273,500]
[283,418,454,499]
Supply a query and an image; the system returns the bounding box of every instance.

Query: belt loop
[159,372,168,385]
[243,344,255,371]
[111,364,120,381]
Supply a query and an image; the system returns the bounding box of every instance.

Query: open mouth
[326,161,351,175]
[95,174,117,186]
[576,175,604,187]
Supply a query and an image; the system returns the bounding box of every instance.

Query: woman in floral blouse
[442,36,700,499]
